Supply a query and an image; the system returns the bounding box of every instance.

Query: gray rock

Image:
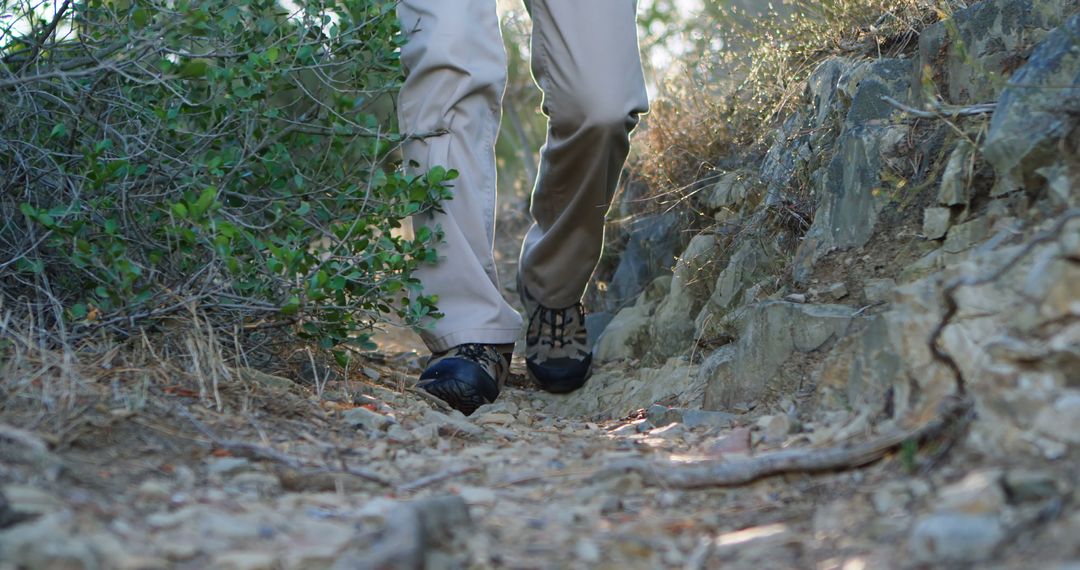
[648,234,719,361]
[1033,390,1080,444]
[698,170,757,212]
[332,496,472,570]
[605,212,685,310]
[909,513,1005,563]
[813,282,849,302]
[863,278,896,304]
[422,409,484,437]
[1004,469,1066,503]
[206,457,251,478]
[923,207,952,240]
[594,296,655,363]
[983,12,1080,196]
[585,312,614,349]
[646,405,737,430]
[916,0,1069,106]
[943,216,991,253]
[938,141,976,207]
[703,302,856,409]
[342,406,393,432]
[793,59,911,284]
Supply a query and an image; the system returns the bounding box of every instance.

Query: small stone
[472,412,516,426]
[936,471,1005,515]
[647,406,736,430]
[609,420,647,437]
[386,424,416,444]
[206,457,252,477]
[863,278,896,304]
[423,409,484,437]
[135,480,173,501]
[943,217,990,253]
[342,406,393,432]
[227,472,282,497]
[457,486,497,507]
[649,423,686,439]
[923,207,951,240]
[909,513,1004,563]
[784,293,807,303]
[756,414,792,441]
[0,485,64,516]
[212,551,277,570]
[1003,469,1064,503]
[814,282,848,301]
[703,428,751,457]
[1033,391,1080,444]
[575,539,602,564]
[361,367,381,381]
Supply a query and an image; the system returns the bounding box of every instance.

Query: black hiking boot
[417,343,510,416]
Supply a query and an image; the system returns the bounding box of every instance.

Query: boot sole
[417,377,491,416]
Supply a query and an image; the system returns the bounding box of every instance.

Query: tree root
[598,397,972,489]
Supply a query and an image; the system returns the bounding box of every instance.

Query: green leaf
[179,59,211,79]
[281,295,301,316]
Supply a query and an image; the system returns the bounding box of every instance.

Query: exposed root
[598,397,972,489]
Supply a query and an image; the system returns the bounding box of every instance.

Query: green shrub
[1,0,450,359]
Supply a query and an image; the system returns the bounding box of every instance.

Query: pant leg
[397,0,523,352]
[519,0,650,309]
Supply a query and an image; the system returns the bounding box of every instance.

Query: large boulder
[603,211,687,311]
[982,12,1080,200]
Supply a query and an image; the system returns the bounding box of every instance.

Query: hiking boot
[520,284,592,393]
[417,343,510,416]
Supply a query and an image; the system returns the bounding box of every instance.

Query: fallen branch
[598,397,971,489]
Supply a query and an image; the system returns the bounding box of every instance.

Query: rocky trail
[0,321,1077,569]
[4,0,1080,567]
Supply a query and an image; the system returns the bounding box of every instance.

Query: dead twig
[397,465,479,494]
[882,96,997,119]
[598,397,971,489]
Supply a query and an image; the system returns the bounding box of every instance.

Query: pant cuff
[420,327,522,354]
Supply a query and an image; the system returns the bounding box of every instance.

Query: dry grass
[632,0,963,200]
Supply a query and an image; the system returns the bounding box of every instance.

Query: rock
[699,239,775,319]
[699,170,757,212]
[791,56,913,282]
[227,472,282,497]
[783,293,806,303]
[936,471,1006,515]
[212,551,277,570]
[332,496,472,570]
[605,212,686,311]
[237,368,298,392]
[909,513,1005,563]
[648,233,719,360]
[646,405,737,430]
[923,207,952,240]
[207,457,252,478]
[703,301,856,409]
[982,10,1080,196]
[943,216,990,253]
[422,409,484,438]
[472,412,515,426]
[0,485,64,517]
[0,513,99,570]
[938,141,976,207]
[456,486,497,507]
[1033,390,1080,444]
[135,480,173,501]
[702,428,752,457]
[584,312,614,348]
[342,406,393,432]
[916,0,1068,106]
[1004,469,1066,503]
[647,423,686,440]
[812,282,848,302]
[756,414,792,441]
[863,278,896,304]
[594,293,657,363]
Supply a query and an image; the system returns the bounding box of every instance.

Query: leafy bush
[1,0,450,358]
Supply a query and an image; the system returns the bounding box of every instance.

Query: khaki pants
[398,0,649,352]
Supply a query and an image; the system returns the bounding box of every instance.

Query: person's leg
[398,0,521,413]
[519,0,649,391]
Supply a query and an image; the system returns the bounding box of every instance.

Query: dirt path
[2,329,1076,570]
